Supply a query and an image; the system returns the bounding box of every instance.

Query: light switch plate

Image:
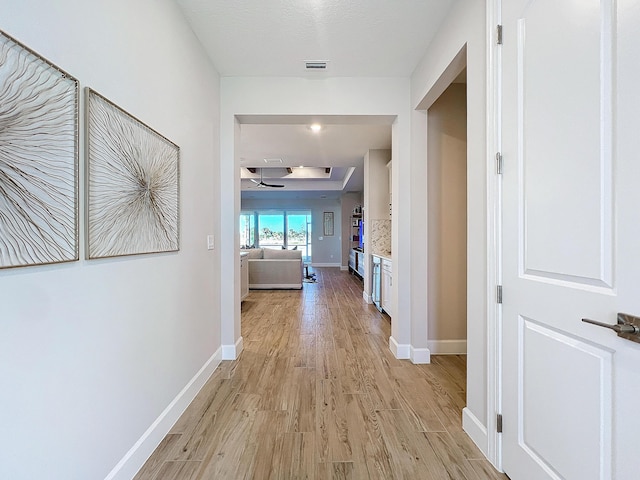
[207,235,215,250]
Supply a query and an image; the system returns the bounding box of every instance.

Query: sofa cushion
[263,248,302,260]
[243,248,264,259]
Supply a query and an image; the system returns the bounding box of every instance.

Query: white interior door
[501,1,640,479]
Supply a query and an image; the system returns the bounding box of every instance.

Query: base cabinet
[381,259,392,316]
[349,249,356,272]
[372,256,382,311]
[349,248,365,278]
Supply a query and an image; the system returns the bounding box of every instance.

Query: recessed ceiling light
[309,124,322,133]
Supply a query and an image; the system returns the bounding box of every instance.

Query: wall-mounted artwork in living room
[323,211,334,236]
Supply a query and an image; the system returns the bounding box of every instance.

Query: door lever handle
[581,313,640,344]
[581,318,639,334]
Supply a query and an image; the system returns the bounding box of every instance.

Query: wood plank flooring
[134,267,507,480]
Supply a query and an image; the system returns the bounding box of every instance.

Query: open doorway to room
[236,114,392,286]
[224,113,395,362]
[427,70,468,359]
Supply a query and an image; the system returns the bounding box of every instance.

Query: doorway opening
[427,71,468,358]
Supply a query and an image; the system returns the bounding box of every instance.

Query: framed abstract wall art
[0,29,79,269]
[323,211,334,236]
[86,88,179,259]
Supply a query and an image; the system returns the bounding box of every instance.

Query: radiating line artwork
[86,89,179,259]
[0,30,79,269]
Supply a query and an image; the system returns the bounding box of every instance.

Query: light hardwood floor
[134,267,507,480]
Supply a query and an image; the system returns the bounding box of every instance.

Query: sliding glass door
[258,214,285,250]
[240,210,312,261]
[239,212,255,248]
[286,213,311,260]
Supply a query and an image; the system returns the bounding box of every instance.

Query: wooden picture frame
[0,29,79,268]
[323,211,334,236]
[86,88,180,259]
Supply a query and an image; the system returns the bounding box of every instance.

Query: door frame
[485,0,503,470]
[415,16,502,467]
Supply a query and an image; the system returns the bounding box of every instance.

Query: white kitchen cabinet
[348,249,356,274]
[381,258,392,316]
[371,255,382,311]
[349,248,365,279]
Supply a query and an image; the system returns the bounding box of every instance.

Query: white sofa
[242,248,304,289]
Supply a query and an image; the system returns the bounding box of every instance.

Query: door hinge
[496,24,503,45]
[497,285,503,304]
[497,414,503,433]
[496,152,503,174]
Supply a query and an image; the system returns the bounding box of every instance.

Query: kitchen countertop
[371,252,392,262]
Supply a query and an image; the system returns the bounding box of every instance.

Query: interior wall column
[408,108,430,363]
[220,116,243,359]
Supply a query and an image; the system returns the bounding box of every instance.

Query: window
[258,214,285,249]
[240,210,312,261]
[287,212,311,260]
[239,212,255,248]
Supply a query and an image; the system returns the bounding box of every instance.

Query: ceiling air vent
[305,61,327,70]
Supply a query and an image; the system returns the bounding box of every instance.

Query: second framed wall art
[86,89,180,259]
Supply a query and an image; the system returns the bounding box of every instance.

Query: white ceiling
[239,116,393,193]
[176,0,455,77]
[175,0,457,198]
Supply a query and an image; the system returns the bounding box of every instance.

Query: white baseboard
[362,291,372,303]
[427,339,467,355]
[105,348,222,480]
[410,346,431,364]
[310,262,341,267]
[222,336,243,360]
[340,265,348,271]
[389,336,410,359]
[463,407,488,457]
[249,283,302,289]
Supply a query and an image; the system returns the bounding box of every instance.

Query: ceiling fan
[250,168,284,188]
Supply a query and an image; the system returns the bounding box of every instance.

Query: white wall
[427,83,468,344]
[410,0,489,454]
[365,149,392,221]
[241,197,342,265]
[0,1,221,479]
[220,77,412,361]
